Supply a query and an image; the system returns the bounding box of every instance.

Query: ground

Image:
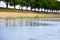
[0,8,60,18]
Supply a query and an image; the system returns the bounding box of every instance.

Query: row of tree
[0,0,60,12]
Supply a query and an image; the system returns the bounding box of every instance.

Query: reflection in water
[0,18,60,40]
[0,18,55,27]
[28,22,53,26]
[30,38,37,40]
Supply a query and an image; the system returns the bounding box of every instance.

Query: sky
[57,0,60,1]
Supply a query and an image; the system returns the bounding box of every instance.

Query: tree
[34,0,41,11]
[1,0,60,13]
[17,0,27,10]
[55,1,60,13]
[10,0,18,9]
[29,0,36,10]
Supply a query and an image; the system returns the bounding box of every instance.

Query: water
[0,18,60,40]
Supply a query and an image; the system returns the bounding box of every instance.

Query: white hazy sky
[57,0,60,1]
[0,1,6,8]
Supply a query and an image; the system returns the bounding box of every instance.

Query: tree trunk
[21,6,23,10]
[26,6,28,10]
[31,7,33,11]
[14,4,15,9]
[6,2,8,8]
[58,10,59,13]
[51,9,53,13]
[57,10,59,13]
[41,8,42,12]
[33,8,35,11]
[13,2,16,9]
[47,9,48,13]
[19,6,20,10]
[38,8,39,12]
[54,10,55,13]
[38,8,40,12]
[20,6,22,10]
[44,8,45,12]
[56,10,58,13]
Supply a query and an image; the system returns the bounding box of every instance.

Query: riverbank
[0,8,60,18]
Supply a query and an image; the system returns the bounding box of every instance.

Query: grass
[0,7,60,18]
[1,15,60,18]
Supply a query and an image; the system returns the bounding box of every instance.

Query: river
[0,18,60,40]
